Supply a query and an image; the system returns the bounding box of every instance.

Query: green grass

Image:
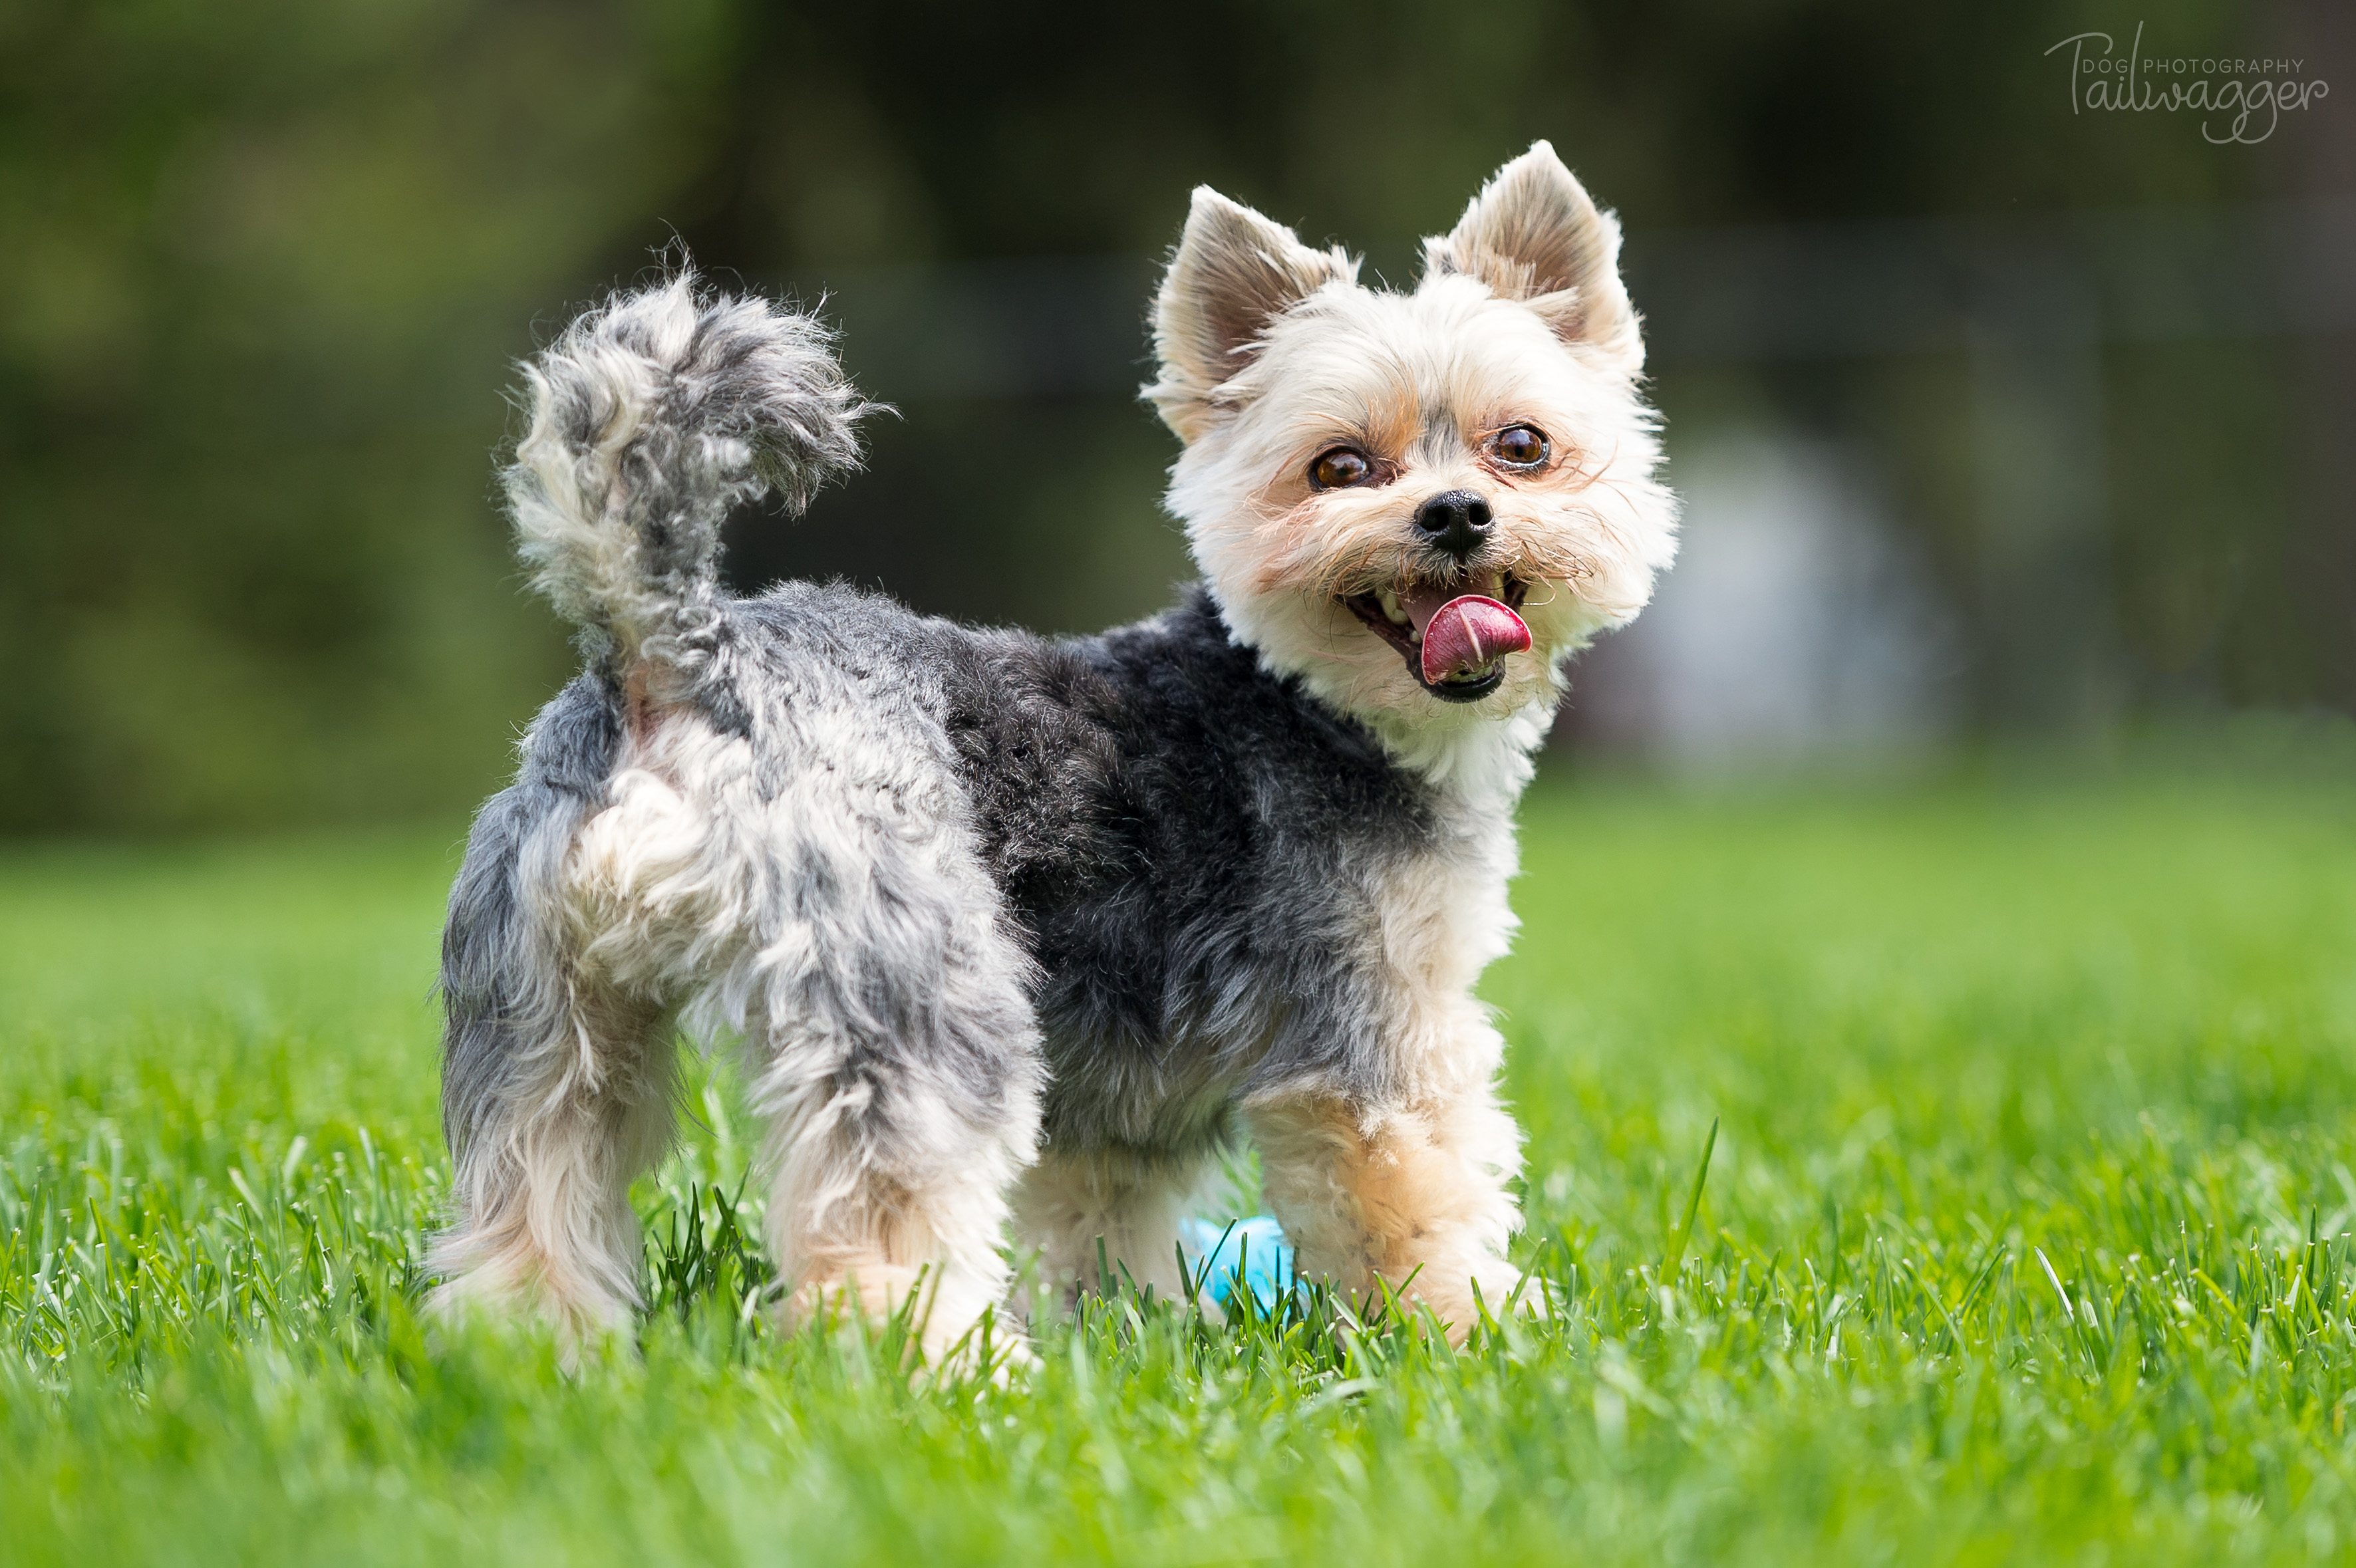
[7,760,2356,1564]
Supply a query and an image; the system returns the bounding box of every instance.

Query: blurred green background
[2,0,2349,833]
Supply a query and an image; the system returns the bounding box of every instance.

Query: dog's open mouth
[1342,574,1533,704]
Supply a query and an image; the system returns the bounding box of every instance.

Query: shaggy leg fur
[1011,1146,1215,1310]
[431,721,684,1351]
[752,996,1044,1366]
[430,980,678,1346]
[1246,1081,1523,1343]
[563,702,1048,1366]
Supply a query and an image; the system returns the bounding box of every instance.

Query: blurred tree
[0,0,735,829]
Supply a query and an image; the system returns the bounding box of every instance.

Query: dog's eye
[1308,447,1373,489]
[1489,426,1550,467]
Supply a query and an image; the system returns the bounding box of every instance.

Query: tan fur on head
[1145,143,1678,791]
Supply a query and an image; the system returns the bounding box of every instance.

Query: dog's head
[1147,142,1677,755]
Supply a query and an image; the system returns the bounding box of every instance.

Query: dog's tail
[504,267,871,670]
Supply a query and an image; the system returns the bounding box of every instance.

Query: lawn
[6,747,2356,1564]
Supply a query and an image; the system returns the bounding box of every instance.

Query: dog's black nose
[1412,489,1495,559]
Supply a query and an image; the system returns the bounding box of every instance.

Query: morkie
[429,142,1678,1360]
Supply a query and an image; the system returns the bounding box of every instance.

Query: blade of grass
[1664,1117,1719,1279]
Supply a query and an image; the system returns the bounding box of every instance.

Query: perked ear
[1421,141,1643,370]
[1147,188,1356,442]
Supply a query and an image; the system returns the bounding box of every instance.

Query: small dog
[429,141,1677,1359]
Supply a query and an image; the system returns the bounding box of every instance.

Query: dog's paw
[1384,1257,1538,1346]
[423,1272,638,1373]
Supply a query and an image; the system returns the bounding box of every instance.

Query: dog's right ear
[1146,188,1355,443]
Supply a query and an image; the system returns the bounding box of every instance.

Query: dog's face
[1147,142,1677,745]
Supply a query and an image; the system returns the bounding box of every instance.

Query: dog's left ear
[1147,188,1357,443]
[1423,141,1643,372]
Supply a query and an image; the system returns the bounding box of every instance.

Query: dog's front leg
[1245,1075,1525,1343]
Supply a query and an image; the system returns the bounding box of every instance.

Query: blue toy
[1177,1215,1295,1310]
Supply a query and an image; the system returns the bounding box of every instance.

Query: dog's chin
[1340,572,1532,706]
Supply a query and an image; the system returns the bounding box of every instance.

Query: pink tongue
[1402,590,1532,686]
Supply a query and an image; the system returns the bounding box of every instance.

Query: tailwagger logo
[2047,23,2329,144]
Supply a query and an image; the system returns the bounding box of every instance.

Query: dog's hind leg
[751,958,1047,1366]
[429,775,678,1351]
[741,798,1045,1367]
[754,999,1044,1365]
[430,986,674,1349]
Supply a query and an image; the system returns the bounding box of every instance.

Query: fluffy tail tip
[503,266,876,659]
